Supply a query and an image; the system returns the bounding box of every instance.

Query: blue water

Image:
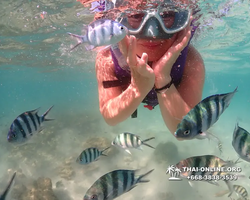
[1,0,250,199]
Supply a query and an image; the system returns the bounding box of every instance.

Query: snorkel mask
[116,0,191,39]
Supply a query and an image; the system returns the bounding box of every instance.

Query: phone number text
[187,174,238,181]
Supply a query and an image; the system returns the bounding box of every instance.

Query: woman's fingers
[169,17,192,55]
[127,35,137,67]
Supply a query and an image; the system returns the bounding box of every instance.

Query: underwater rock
[55,181,64,189]
[153,141,179,164]
[11,183,28,199]
[35,177,53,190]
[20,177,58,200]
[58,165,75,181]
[57,157,76,180]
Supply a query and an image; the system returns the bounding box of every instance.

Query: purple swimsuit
[103,27,196,111]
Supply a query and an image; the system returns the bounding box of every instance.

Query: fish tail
[0,172,16,200]
[101,146,111,156]
[67,32,86,42]
[137,169,154,183]
[233,121,239,139]
[223,86,238,107]
[142,142,155,149]
[42,105,54,121]
[142,137,155,149]
[142,137,155,143]
[68,32,87,51]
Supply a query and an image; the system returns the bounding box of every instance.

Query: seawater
[0,0,250,200]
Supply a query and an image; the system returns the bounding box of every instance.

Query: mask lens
[160,11,176,28]
[126,12,146,29]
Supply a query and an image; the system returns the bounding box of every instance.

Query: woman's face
[135,34,177,62]
[126,2,178,62]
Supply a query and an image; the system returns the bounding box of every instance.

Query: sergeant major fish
[68,19,128,51]
[112,132,155,154]
[76,147,110,164]
[174,155,240,197]
[8,106,54,144]
[232,122,250,163]
[83,169,154,200]
[0,172,16,200]
[175,87,237,140]
[215,184,248,200]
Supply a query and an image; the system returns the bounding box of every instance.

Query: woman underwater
[83,0,205,140]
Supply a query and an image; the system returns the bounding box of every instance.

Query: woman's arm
[157,45,205,138]
[96,40,154,125]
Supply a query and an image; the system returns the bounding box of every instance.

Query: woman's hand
[119,35,155,92]
[152,17,193,88]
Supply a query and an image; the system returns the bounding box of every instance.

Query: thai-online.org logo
[166,165,182,181]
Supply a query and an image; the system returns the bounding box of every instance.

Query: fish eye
[183,130,190,135]
[91,195,97,199]
[120,26,124,30]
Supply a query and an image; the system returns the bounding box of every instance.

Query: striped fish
[7,106,54,144]
[76,147,110,164]
[83,169,154,200]
[215,185,248,200]
[175,155,239,197]
[111,132,155,154]
[232,123,250,162]
[68,19,128,51]
[175,87,237,140]
[0,172,16,200]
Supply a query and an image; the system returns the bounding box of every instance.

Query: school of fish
[1,8,249,200]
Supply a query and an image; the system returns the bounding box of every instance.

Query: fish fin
[225,158,242,167]
[69,42,83,51]
[84,43,95,51]
[101,146,111,156]
[195,132,208,140]
[207,180,219,186]
[142,142,155,149]
[95,45,111,53]
[41,106,54,121]
[38,128,44,133]
[205,130,223,154]
[188,181,194,188]
[125,149,132,155]
[29,107,40,114]
[126,185,137,192]
[137,169,154,183]
[224,180,234,197]
[0,172,16,199]
[214,190,230,197]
